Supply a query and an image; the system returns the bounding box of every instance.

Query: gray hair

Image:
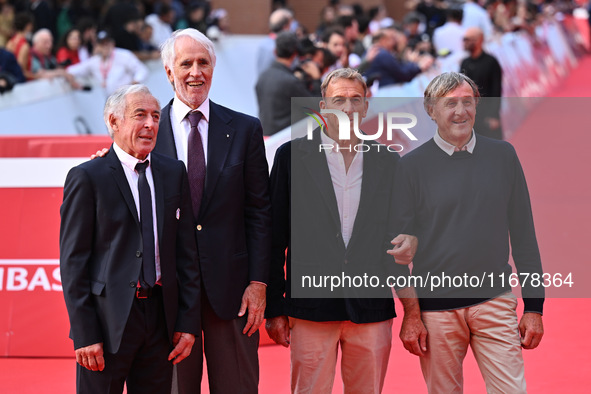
[321,68,367,98]
[160,28,217,71]
[32,28,52,46]
[423,72,480,116]
[103,84,159,137]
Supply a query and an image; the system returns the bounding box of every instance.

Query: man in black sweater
[394,72,544,393]
[460,27,503,139]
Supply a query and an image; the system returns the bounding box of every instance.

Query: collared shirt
[434,129,477,156]
[113,142,161,283]
[321,131,363,248]
[170,95,210,167]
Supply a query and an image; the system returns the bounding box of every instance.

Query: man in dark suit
[157,29,272,393]
[255,31,321,136]
[265,68,417,392]
[60,84,201,393]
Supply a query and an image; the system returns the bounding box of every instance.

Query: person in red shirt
[56,28,81,67]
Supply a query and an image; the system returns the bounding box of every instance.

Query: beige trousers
[420,293,527,394]
[289,318,393,394]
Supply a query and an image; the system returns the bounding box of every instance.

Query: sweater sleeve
[507,147,545,314]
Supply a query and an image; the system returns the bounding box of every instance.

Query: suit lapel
[107,147,139,225]
[151,154,165,245]
[299,130,341,235]
[201,101,234,214]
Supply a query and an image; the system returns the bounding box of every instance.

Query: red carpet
[2,58,591,392]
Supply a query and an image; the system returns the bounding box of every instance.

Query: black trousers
[76,287,172,394]
[174,291,260,394]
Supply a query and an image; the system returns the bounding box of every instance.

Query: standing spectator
[460,26,503,139]
[395,72,544,394]
[66,30,148,95]
[364,27,433,88]
[156,28,272,393]
[432,7,465,58]
[321,27,347,72]
[256,8,293,76]
[6,12,33,75]
[463,0,494,40]
[255,31,321,136]
[56,28,81,67]
[336,15,364,68]
[145,3,174,48]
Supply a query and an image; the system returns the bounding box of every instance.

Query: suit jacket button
[136,251,142,258]
[196,225,202,231]
[129,281,136,288]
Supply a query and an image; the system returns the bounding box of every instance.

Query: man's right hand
[265,316,290,348]
[91,148,109,160]
[75,342,105,371]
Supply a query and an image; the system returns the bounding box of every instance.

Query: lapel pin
[176,208,180,220]
[226,134,229,138]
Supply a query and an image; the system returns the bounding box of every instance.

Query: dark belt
[136,284,161,299]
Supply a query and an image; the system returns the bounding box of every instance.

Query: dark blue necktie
[135,160,156,288]
[187,111,205,221]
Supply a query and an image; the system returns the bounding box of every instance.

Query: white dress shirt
[321,131,363,248]
[170,95,210,167]
[113,142,161,283]
[67,48,149,95]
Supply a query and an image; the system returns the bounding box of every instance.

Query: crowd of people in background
[0,0,582,115]
[256,0,581,138]
[0,0,228,92]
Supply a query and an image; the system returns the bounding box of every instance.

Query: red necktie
[187,111,205,221]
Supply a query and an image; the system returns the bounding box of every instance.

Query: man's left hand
[387,234,418,265]
[238,282,266,336]
[518,312,544,349]
[168,332,195,365]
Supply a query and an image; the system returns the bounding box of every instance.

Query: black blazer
[60,148,201,354]
[154,99,272,320]
[266,130,409,323]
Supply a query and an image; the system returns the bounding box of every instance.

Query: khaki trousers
[289,318,393,394]
[420,293,527,394]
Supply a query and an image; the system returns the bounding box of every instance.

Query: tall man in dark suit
[60,84,201,393]
[156,29,272,393]
[266,68,417,393]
